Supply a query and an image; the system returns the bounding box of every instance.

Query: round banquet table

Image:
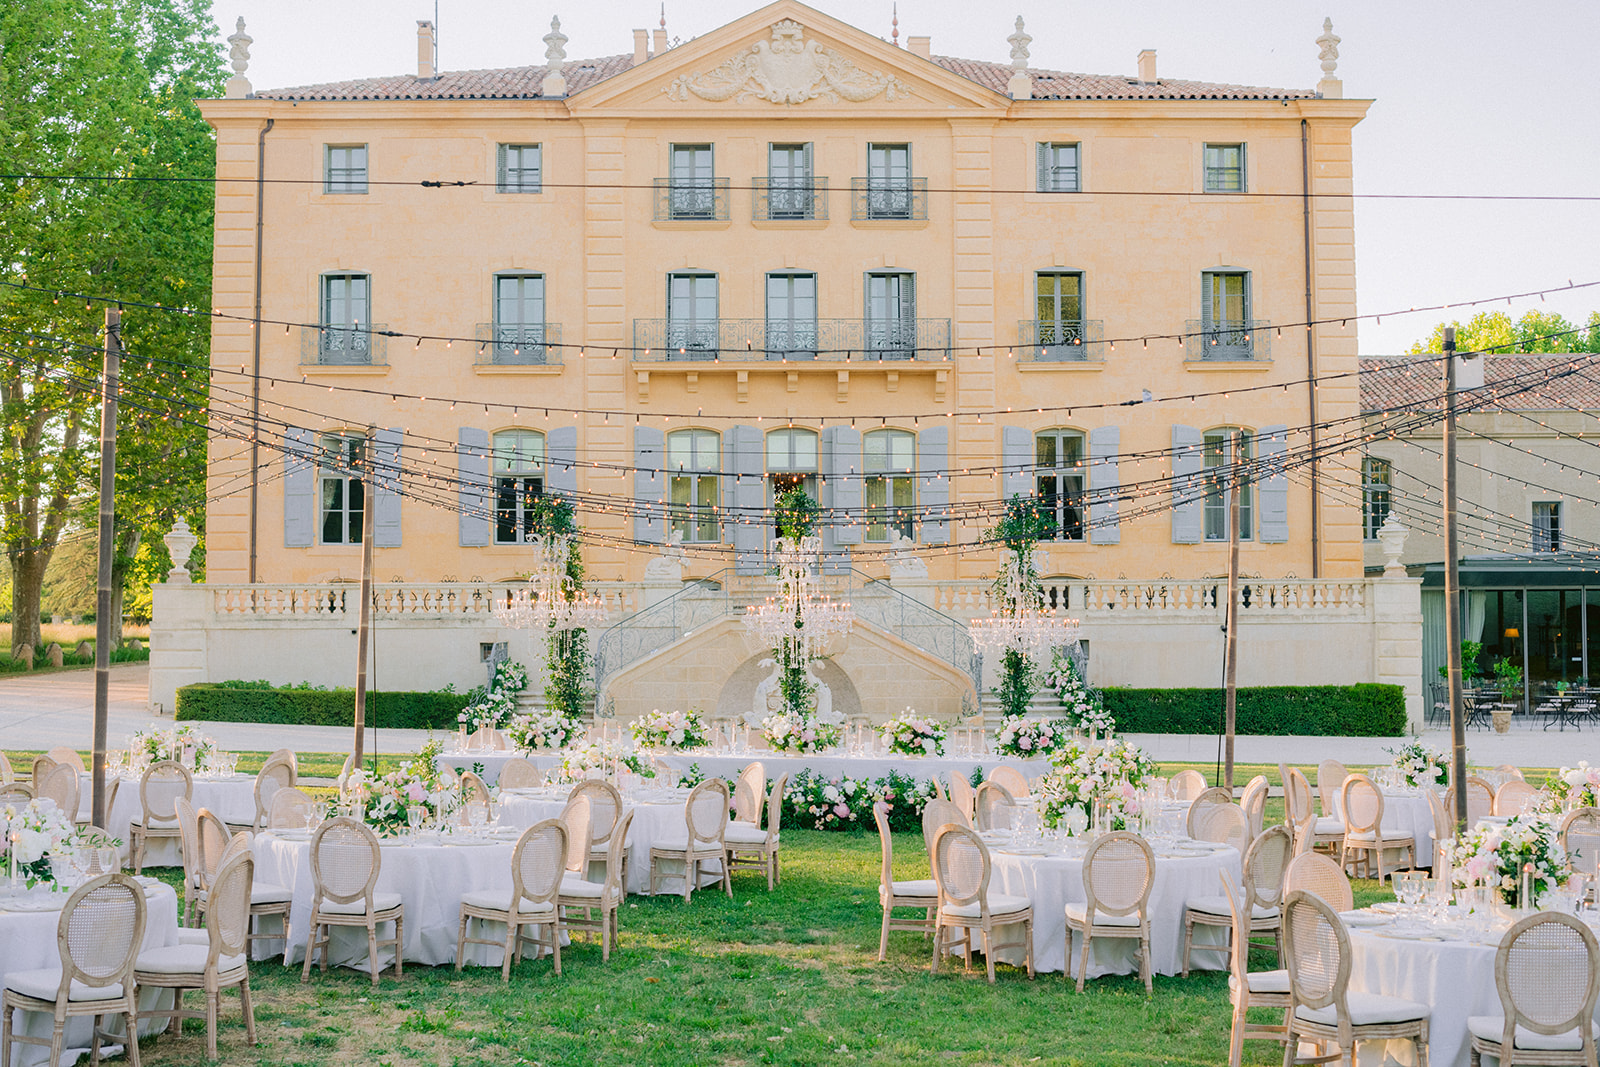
[434,752,563,786]
[651,752,1054,785]
[0,880,180,1067]
[1332,787,1436,859]
[498,787,724,896]
[85,772,257,866]
[983,839,1242,977]
[250,829,527,971]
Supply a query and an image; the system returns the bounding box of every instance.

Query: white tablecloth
[251,831,523,971]
[85,773,257,867]
[652,752,1053,785]
[1333,788,1436,861]
[986,842,1242,977]
[434,753,563,787]
[0,882,180,1067]
[498,788,723,895]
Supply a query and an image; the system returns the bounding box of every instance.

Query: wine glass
[310,800,329,831]
[406,805,425,837]
[106,750,124,776]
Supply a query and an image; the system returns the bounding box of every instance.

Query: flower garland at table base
[783,768,949,832]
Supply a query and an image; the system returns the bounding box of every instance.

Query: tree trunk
[108,526,142,649]
[9,548,50,655]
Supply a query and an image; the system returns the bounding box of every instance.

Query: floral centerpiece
[1540,762,1600,813]
[994,717,1070,759]
[559,740,655,782]
[507,709,578,751]
[1036,739,1156,830]
[457,659,530,734]
[338,739,460,836]
[1451,812,1568,908]
[1388,741,1449,788]
[1043,650,1115,735]
[879,709,947,757]
[630,708,709,751]
[2,799,79,888]
[128,722,217,769]
[760,709,845,754]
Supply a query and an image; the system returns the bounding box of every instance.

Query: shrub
[176,683,470,729]
[1101,684,1406,736]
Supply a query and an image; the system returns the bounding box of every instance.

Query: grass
[0,621,150,656]
[122,825,1400,1067]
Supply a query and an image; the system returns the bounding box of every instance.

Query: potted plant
[1490,657,1523,734]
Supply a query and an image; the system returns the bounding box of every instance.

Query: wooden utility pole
[1223,431,1243,791]
[1443,328,1468,830]
[92,309,121,830]
[352,428,376,767]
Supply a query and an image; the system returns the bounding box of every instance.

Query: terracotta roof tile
[1361,356,1600,413]
[932,55,1315,101]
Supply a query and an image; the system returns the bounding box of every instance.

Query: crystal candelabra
[967,551,1081,659]
[743,535,854,662]
[493,535,609,632]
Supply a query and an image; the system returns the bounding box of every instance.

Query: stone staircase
[978,689,1063,730]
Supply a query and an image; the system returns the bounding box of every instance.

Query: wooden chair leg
[206,988,219,1059]
[367,921,381,986]
[982,926,996,984]
[393,915,404,979]
[455,914,469,972]
[501,918,517,982]
[879,906,892,961]
[240,976,257,1045]
[1076,928,1092,993]
[301,913,318,982]
[1182,915,1194,977]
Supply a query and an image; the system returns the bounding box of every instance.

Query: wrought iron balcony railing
[653,177,731,221]
[1016,319,1107,362]
[1185,319,1271,361]
[752,177,828,221]
[849,177,928,221]
[632,317,952,362]
[300,324,388,367]
[473,323,563,366]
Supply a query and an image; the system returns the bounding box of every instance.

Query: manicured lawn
[128,828,1396,1066]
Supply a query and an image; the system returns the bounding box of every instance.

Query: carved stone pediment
[665,20,911,105]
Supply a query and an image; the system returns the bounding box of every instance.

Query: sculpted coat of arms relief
[664,20,911,105]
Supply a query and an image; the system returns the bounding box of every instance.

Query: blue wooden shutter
[832,427,862,547]
[1171,424,1203,543]
[1036,142,1051,192]
[634,425,665,544]
[1088,426,1120,545]
[283,427,315,547]
[458,427,491,547]
[372,427,403,548]
[547,426,577,497]
[726,425,766,574]
[918,425,950,544]
[1001,426,1032,502]
[1257,424,1289,543]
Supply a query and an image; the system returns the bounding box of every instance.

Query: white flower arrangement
[630,708,710,751]
[879,709,947,758]
[558,740,655,782]
[128,722,217,769]
[507,709,578,751]
[1451,812,1569,908]
[1540,761,1600,813]
[457,688,517,733]
[761,709,844,754]
[1043,650,1115,734]
[2,799,79,888]
[1037,738,1155,829]
[994,717,1070,759]
[491,659,530,694]
[1388,741,1449,788]
[338,740,460,836]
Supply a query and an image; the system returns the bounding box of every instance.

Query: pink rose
[405,782,426,803]
[834,803,850,817]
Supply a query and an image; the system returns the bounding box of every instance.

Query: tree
[0,0,222,650]
[1407,309,1600,355]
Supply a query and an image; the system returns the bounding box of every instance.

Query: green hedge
[1102,684,1406,737]
[176,683,470,729]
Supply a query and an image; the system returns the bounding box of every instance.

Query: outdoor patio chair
[948,773,977,823]
[1169,769,1207,801]
[267,786,313,829]
[1066,831,1154,992]
[457,819,566,981]
[1560,808,1600,898]
[1284,850,1354,913]
[726,774,787,890]
[1494,778,1539,816]
[931,823,1034,984]
[974,781,1017,832]
[1341,773,1416,883]
[0,749,11,785]
[497,759,544,790]
[130,759,193,874]
[30,755,56,792]
[38,762,80,823]
[732,762,766,824]
[1425,787,1455,873]
[201,818,292,962]
[0,782,33,802]
[559,809,634,963]
[649,779,731,901]
[1494,763,1525,781]
[46,747,85,773]
[246,751,296,833]
[1465,776,1496,823]
[1183,824,1290,976]
[986,765,1029,800]
[1468,912,1600,1067]
[302,817,405,985]
[1220,871,1291,1067]
[1187,787,1235,835]
[571,780,622,879]
[1316,759,1348,817]
[874,801,937,960]
[459,770,492,824]
[1240,776,1269,839]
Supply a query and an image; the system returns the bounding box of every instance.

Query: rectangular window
[864,430,916,543]
[668,429,720,543]
[1035,430,1085,542]
[318,274,372,364]
[767,143,814,219]
[1204,143,1245,193]
[497,143,541,193]
[766,429,819,526]
[765,273,817,360]
[668,144,715,219]
[492,274,546,362]
[1036,142,1080,192]
[1200,271,1252,358]
[493,430,545,544]
[324,145,368,194]
[1362,457,1392,540]
[1533,502,1562,552]
[1203,430,1254,541]
[865,143,912,219]
[319,433,366,544]
[1034,272,1085,357]
[666,273,718,357]
[865,272,916,359]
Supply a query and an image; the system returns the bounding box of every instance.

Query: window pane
[1036,435,1056,468]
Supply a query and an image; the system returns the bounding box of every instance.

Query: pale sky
[213,0,1600,354]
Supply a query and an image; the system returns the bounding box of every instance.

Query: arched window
[667,429,720,543]
[1035,429,1085,542]
[864,429,915,542]
[1203,427,1254,541]
[493,430,545,544]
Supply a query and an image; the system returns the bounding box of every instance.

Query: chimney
[907,35,931,60]
[416,21,436,79]
[633,29,649,65]
[1137,49,1157,83]
[653,27,668,56]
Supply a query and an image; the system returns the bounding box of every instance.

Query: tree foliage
[1407,309,1600,355]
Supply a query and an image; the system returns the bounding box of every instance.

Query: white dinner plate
[2,896,67,912]
[999,847,1046,856]
[1339,911,1391,927]
[1375,929,1445,942]
[269,829,312,842]
[443,838,500,847]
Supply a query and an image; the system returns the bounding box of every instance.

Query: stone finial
[1317,17,1343,98]
[1377,517,1409,577]
[163,517,198,583]
[1006,16,1032,99]
[541,15,569,96]
[224,16,253,99]
[891,3,899,47]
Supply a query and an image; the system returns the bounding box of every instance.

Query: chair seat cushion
[1467,1015,1600,1051]
[460,888,557,918]
[315,891,404,916]
[1296,991,1428,1027]
[1228,969,1291,995]
[251,882,294,905]
[134,944,247,976]
[651,837,723,856]
[559,873,607,899]
[176,929,210,947]
[1343,831,1414,847]
[943,892,1031,920]
[3,967,125,1003]
[1313,817,1345,835]
[883,878,938,900]
[723,823,772,845]
[1065,902,1143,928]
[1185,894,1280,920]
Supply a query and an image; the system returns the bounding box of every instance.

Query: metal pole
[92,309,121,830]
[1223,432,1242,791]
[1443,327,1468,831]
[353,429,375,767]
